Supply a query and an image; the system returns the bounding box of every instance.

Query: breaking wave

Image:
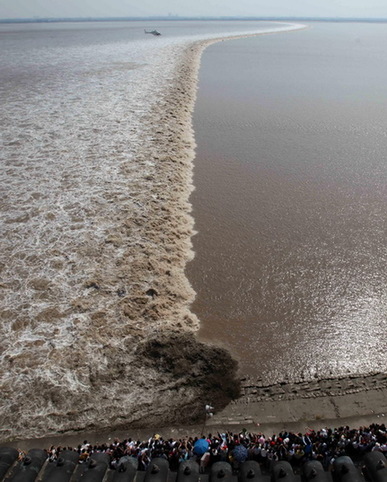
[0,22,304,441]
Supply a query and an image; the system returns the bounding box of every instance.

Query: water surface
[188,22,387,383]
[0,19,299,439]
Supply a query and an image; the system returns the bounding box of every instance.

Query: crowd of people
[41,423,387,473]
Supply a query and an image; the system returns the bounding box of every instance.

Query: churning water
[0,20,299,439]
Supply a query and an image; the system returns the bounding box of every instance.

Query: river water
[0,19,300,440]
[188,22,387,384]
[2,19,385,440]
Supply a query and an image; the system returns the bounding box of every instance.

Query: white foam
[0,21,306,440]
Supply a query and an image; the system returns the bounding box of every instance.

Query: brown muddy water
[187,22,387,384]
[1,19,302,441]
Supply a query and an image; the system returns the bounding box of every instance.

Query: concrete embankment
[207,372,387,432]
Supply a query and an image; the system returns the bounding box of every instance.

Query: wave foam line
[0,23,306,441]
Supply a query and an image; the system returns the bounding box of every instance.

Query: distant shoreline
[2,17,387,24]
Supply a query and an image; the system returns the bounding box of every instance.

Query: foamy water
[0,20,303,440]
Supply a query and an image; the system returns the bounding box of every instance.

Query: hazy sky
[1,0,387,19]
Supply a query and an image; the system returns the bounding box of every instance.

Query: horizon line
[1,15,387,24]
